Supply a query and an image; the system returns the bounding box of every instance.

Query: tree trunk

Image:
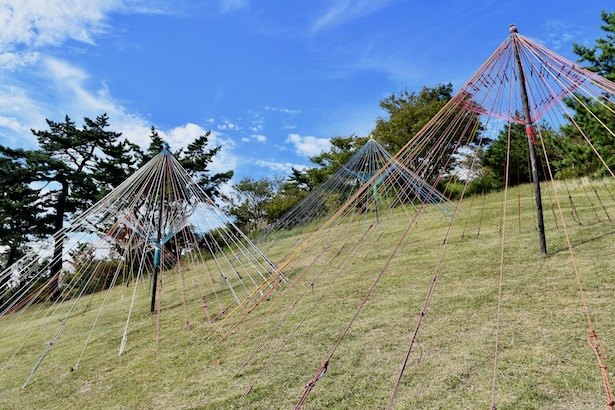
[49,179,69,300]
[5,244,19,268]
[0,244,20,294]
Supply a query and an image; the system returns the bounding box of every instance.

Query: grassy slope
[1,179,615,409]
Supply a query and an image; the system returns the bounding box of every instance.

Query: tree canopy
[573,11,615,81]
[373,84,454,154]
[0,114,232,297]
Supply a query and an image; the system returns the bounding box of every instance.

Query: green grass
[1,178,615,409]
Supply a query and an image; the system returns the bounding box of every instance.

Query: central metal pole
[510,24,547,255]
[150,143,169,312]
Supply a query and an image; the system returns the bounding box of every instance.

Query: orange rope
[536,125,615,409]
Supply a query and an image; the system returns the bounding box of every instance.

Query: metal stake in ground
[510,24,547,255]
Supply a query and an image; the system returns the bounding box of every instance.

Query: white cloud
[282,123,297,130]
[318,102,380,138]
[265,105,301,114]
[0,115,25,132]
[165,123,237,175]
[239,134,266,144]
[217,120,240,130]
[0,51,40,70]
[0,84,48,145]
[255,160,309,173]
[0,0,165,70]
[539,19,586,51]
[115,121,237,177]
[45,57,89,82]
[0,0,104,49]
[0,57,239,178]
[348,53,423,84]
[285,133,330,157]
[219,0,248,13]
[39,57,156,147]
[0,3,243,189]
[248,111,264,132]
[311,0,392,33]
[166,122,206,148]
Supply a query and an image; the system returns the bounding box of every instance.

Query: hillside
[1,178,615,409]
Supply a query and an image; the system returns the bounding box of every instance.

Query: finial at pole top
[368,134,374,140]
[161,141,170,153]
[509,24,518,34]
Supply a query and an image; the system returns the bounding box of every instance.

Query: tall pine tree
[0,157,47,278]
[573,11,615,81]
[1,114,124,298]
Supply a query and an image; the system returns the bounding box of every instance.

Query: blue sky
[0,0,611,183]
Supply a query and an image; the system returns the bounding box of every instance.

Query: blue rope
[161,231,175,245]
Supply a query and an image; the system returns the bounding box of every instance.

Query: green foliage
[0,115,232,300]
[554,97,615,178]
[3,114,126,221]
[264,180,309,223]
[373,84,482,178]
[573,11,615,81]
[2,180,614,408]
[140,126,165,164]
[0,114,125,296]
[548,11,615,178]
[141,127,234,200]
[197,224,237,257]
[288,167,313,191]
[168,129,234,200]
[372,84,454,154]
[436,177,466,200]
[228,177,277,233]
[63,243,124,298]
[242,135,371,228]
[34,114,123,201]
[94,139,142,199]
[477,11,615,185]
[467,168,502,195]
[481,122,557,186]
[306,135,368,185]
[258,169,314,225]
[0,157,46,279]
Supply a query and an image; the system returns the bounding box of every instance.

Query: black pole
[510,24,547,255]
[150,145,168,312]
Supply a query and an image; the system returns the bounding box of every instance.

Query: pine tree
[94,139,141,198]
[140,126,165,165]
[573,11,615,81]
[176,131,234,200]
[140,127,233,200]
[1,114,123,298]
[0,157,47,277]
[554,11,615,177]
[1,118,236,298]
